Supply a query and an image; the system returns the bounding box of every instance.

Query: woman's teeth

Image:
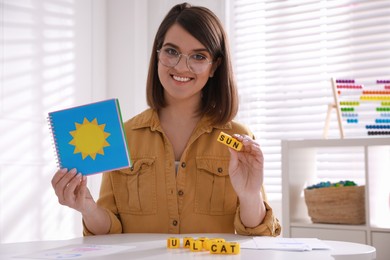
[173,75,191,82]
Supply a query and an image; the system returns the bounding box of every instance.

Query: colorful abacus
[324,78,390,138]
[167,237,240,255]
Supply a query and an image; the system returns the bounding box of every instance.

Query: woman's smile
[172,74,193,83]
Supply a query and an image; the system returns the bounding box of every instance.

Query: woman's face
[157,23,218,105]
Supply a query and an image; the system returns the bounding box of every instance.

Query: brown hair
[146,2,238,125]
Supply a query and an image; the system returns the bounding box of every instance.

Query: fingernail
[69,168,77,174]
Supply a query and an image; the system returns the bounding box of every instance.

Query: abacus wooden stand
[323,78,345,139]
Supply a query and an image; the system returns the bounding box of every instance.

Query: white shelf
[290,221,369,231]
[282,138,390,258]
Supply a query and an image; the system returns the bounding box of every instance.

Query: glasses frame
[157,48,213,74]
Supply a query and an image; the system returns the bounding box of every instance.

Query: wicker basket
[304,185,365,224]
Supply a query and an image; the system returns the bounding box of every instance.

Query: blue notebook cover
[48,99,131,175]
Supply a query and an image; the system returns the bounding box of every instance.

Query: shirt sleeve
[82,172,123,236]
[83,208,123,236]
[234,201,282,236]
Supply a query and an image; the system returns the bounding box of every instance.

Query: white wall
[0,0,225,243]
[0,0,106,243]
[107,0,225,120]
[106,0,148,120]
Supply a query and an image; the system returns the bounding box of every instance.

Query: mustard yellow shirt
[84,109,281,236]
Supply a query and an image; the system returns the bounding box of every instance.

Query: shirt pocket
[113,157,157,215]
[195,156,238,215]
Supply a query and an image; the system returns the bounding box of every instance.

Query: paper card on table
[16,244,135,259]
[48,98,131,175]
[240,237,331,251]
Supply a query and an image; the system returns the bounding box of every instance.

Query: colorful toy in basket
[306,180,357,189]
[304,180,365,225]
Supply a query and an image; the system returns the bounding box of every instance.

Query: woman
[51,2,281,236]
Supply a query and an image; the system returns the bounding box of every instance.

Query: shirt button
[178,190,184,196]
[172,220,178,226]
[181,162,186,168]
[218,167,223,173]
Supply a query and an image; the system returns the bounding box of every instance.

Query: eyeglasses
[157,47,213,74]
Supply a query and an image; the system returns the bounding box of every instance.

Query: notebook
[48,98,131,175]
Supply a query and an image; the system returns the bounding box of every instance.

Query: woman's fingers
[51,168,82,205]
[51,168,68,189]
[54,169,77,190]
[233,134,262,155]
[63,173,82,200]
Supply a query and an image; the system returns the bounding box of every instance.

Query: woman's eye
[165,48,179,56]
[192,54,207,61]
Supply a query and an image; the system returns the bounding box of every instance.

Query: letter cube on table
[204,238,225,250]
[183,237,193,248]
[190,240,203,252]
[196,237,209,249]
[210,242,240,255]
[166,236,240,255]
[227,242,240,254]
[167,237,180,249]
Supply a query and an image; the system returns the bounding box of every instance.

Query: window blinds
[230,0,390,200]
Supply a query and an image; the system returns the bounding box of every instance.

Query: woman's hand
[51,168,95,214]
[228,134,264,197]
[51,168,111,235]
[228,134,266,227]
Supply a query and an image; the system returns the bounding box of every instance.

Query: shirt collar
[130,108,233,134]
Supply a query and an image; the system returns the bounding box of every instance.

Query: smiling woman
[50,2,281,237]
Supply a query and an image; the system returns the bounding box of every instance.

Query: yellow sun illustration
[69,118,111,160]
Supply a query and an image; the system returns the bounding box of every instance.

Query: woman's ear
[209,58,221,78]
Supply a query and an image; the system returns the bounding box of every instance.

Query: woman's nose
[174,54,190,72]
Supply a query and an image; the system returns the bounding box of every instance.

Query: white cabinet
[372,232,390,260]
[282,138,390,259]
[291,226,367,244]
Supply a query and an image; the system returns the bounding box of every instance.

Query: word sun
[217,131,243,151]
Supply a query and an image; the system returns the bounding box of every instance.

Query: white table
[0,233,376,260]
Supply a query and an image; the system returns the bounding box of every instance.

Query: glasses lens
[158,48,212,74]
[158,48,179,67]
[188,55,210,74]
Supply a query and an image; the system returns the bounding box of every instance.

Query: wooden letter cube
[167,237,180,249]
[197,237,209,249]
[190,240,203,252]
[210,242,240,255]
[205,238,225,250]
[227,242,240,254]
[183,237,194,248]
[217,132,243,151]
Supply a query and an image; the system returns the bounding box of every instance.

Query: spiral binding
[47,116,62,168]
